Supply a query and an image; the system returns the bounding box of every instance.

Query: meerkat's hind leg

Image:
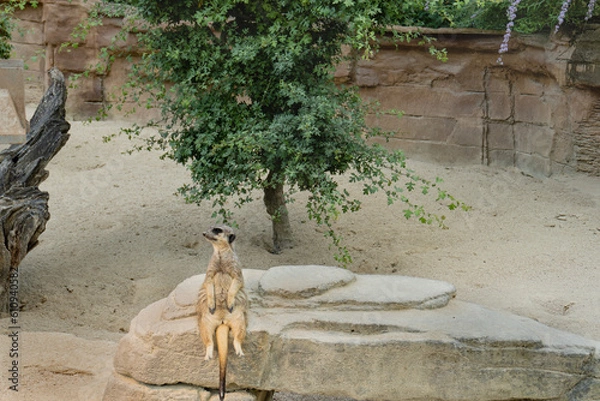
[202,331,215,360]
[231,318,246,357]
[233,338,244,356]
[200,315,217,360]
[205,344,215,360]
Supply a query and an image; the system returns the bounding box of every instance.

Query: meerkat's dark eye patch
[212,227,223,235]
[228,234,236,244]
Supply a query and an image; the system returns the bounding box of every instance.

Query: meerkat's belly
[213,273,233,309]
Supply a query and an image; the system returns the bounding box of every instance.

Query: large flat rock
[0,89,26,144]
[258,265,357,298]
[0,60,27,144]
[104,266,600,401]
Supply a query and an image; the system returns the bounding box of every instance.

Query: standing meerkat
[197,225,248,401]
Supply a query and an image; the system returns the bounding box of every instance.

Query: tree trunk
[0,68,70,312]
[263,172,293,253]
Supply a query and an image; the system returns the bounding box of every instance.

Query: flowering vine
[497,0,521,64]
[586,0,597,20]
[555,0,573,33]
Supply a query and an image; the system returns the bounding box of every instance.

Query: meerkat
[197,225,248,401]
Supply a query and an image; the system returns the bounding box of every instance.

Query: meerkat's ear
[228,233,236,244]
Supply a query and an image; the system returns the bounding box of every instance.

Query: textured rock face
[10,0,148,119]
[104,265,600,401]
[572,96,600,176]
[351,30,600,177]
[569,25,600,88]
[568,24,600,176]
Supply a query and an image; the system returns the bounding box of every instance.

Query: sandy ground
[0,115,599,401]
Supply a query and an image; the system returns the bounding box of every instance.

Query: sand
[0,116,599,400]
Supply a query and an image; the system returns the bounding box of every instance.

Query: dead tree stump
[0,68,70,312]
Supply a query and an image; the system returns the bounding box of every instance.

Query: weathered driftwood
[0,68,70,312]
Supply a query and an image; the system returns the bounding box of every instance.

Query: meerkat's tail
[216,324,229,401]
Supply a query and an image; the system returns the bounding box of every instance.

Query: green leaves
[1,1,39,59]
[95,0,469,266]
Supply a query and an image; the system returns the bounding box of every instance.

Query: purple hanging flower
[585,0,596,20]
[554,0,572,33]
[497,0,521,64]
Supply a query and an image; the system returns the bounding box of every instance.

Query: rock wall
[0,60,27,143]
[569,24,600,176]
[9,0,144,119]
[574,98,600,175]
[341,28,600,177]
[8,2,600,176]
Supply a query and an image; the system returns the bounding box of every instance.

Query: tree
[0,1,39,59]
[1,1,18,59]
[0,11,10,59]
[96,0,465,264]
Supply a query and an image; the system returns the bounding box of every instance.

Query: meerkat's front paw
[204,345,214,360]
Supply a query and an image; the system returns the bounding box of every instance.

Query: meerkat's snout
[203,226,224,241]
[203,226,236,244]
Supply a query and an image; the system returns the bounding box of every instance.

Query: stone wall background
[7,0,600,177]
[343,28,600,177]
[10,0,142,118]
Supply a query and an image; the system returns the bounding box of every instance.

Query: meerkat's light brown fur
[197,225,247,401]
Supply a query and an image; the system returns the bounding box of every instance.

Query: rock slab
[104,265,600,401]
[0,60,27,144]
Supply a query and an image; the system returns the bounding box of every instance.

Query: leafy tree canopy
[92,0,466,264]
[1,1,40,59]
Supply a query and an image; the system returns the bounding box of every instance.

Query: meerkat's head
[203,225,236,250]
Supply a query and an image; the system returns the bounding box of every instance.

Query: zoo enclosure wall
[8,0,600,177]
